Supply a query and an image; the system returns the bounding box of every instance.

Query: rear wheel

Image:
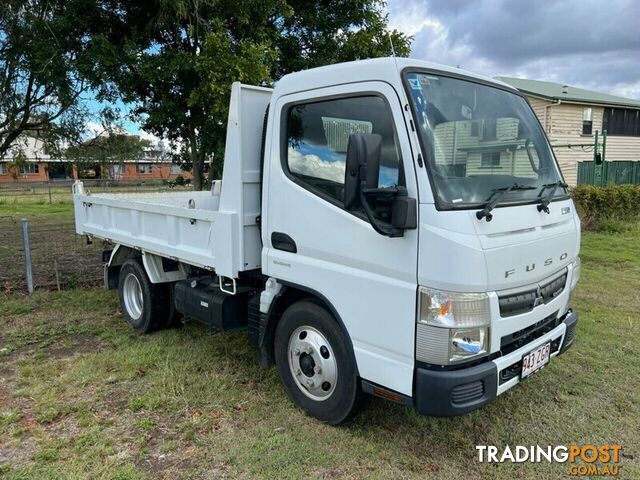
[274,300,365,424]
[118,259,170,334]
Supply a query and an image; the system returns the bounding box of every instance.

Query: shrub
[173,174,185,186]
[571,184,640,231]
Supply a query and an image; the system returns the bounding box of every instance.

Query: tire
[274,300,366,425]
[117,259,170,334]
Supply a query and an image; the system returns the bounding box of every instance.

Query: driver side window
[285,95,402,204]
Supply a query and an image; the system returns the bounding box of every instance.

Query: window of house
[0,163,7,175]
[19,163,39,174]
[137,164,152,174]
[482,118,497,141]
[582,107,593,135]
[170,164,182,174]
[285,95,402,205]
[480,151,501,168]
[110,164,124,178]
[603,107,640,136]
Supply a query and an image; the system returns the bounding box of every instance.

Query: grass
[1,226,639,479]
[0,184,76,221]
[0,187,74,223]
[0,181,192,220]
[0,201,74,221]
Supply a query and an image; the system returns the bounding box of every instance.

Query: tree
[96,0,411,190]
[0,0,150,159]
[92,1,278,190]
[272,1,411,78]
[65,133,151,177]
[0,1,90,158]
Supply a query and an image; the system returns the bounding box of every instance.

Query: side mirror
[344,133,382,210]
[595,152,602,165]
[344,133,417,237]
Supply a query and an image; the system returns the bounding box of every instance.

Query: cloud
[138,129,161,144]
[83,121,128,139]
[388,0,640,99]
[287,147,345,183]
[84,121,107,137]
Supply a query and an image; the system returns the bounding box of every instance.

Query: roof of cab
[274,57,518,96]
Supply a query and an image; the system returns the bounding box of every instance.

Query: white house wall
[527,96,640,185]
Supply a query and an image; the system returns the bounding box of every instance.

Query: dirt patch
[0,363,16,379]
[0,379,13,406]
[0,332,102,365]
[0,374,39,468]
[0,431,40,468]
[45,333,103,360]
[136,448,211,480]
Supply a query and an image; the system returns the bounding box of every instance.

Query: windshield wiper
[476,183,536,222]
[537,181,568,213]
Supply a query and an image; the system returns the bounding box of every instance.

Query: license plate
[521,342,551,378]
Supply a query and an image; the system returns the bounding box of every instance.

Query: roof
[496,76,640,109]
[276,57,519,97]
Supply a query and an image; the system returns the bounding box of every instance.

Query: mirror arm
[359,182,404,238]
[362,186,399,197]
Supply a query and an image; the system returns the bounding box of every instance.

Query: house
[0,135,189,183]
[497,77,640,185]
[0,136,53,182]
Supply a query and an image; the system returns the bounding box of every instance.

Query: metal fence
[0,180,196,292]
[0,179,192,204]
[0,217,105,292]
[577,161,640,186]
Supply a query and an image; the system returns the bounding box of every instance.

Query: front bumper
[414,309,578,416]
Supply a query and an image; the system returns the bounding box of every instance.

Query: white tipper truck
[73,57,581,424]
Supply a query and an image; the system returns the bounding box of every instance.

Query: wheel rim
[287,326,337,401]
[123,273,143,320]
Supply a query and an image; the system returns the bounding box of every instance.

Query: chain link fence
[0,179,192,205]
[0,216,106,293]
[0,180,197,292]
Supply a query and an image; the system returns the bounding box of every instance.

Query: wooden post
[54,260,61,291]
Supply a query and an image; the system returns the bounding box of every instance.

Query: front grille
[451,381,484,405]
[500,311,560,355]
[498,272,567,317]
[499,336,562,385]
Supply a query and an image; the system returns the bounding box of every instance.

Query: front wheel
[274,300,365,424]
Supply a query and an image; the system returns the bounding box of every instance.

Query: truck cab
[74,57,580,424]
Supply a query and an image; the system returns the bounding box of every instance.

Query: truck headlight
[418,287,490,327]
[416,288,490,365]
[570,257,581,291]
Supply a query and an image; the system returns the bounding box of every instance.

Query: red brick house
[0,136,190,183]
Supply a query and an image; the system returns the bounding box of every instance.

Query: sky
[106,0,640,139]
[387,0,640,99]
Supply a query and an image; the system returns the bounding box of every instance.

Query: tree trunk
[207,154,215,185]
[189,133,204,191]
[192,157,203,190]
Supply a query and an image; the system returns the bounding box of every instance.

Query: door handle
[271,232,297,253]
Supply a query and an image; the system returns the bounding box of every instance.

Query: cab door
[263,81,419,396]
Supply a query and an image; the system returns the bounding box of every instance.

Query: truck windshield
[404,71,567,208]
